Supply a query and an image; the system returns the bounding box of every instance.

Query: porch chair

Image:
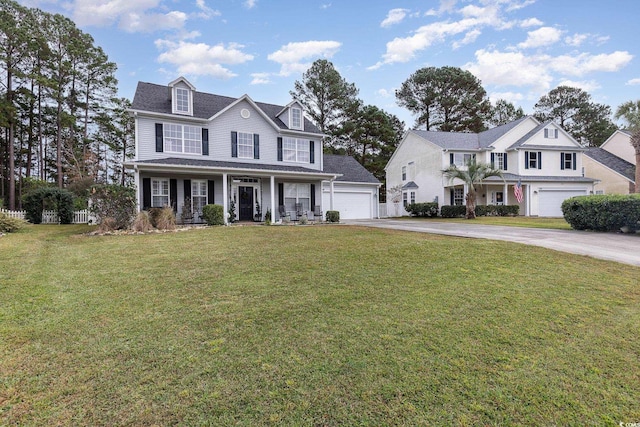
[278,205,287,221]
[312,205,323,222]
[294,203,303,221]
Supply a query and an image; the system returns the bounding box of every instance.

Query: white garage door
[538,189,587,217]
[323,191,373,219]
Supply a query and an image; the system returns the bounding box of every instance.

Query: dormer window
[175,88,190,114]
[291,107,302,130]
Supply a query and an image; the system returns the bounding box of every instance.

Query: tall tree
[290,59,359,151]
[534,86,617,146]
[614,100,640,192]
[442,158,503,219]
[487,99,525,127]
[396,66,491,132]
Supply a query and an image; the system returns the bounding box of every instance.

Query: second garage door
[538,189,587,217]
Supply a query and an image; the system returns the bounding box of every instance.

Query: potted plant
[254,200,261,222]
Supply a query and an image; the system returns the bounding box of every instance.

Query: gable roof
[131,81,321,134]
[410,116,531,151]
[323,154,380,184]
[507,120,584,150]
[585,147,636,182]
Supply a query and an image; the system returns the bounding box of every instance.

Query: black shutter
[202,128,209,156]
[450,153,454,165]
[572,153,577,170]
[538,151,542,169]
[184,179,191,199]
[231,131,238,158]
[450,189,454,205]
[310,141,315,164]
[155,123,163,152]
[310,184,316,208]
[544,128,548,138]
[560,152,565,170]
[504,154,508,171]
[142,178,151,210]
[170,179,178,211]
[208,180,215,204]
[490,153,495,168]
[254,134,260,159]
[277,137,283,161]
[525,151,529,169]
[278,183,284,206]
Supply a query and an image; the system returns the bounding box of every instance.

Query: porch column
[330,179,335,210]
[503,182,508,205]
[270,175,275,223]
[133,165,141,211]
[222,173,228,225]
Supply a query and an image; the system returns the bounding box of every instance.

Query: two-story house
[584,130,636,194]
[125,77,380,223]
[385,116,597,217]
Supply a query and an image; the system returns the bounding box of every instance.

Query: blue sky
[19,0,640,128]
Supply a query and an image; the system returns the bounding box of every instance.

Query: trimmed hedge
[0,212,27,233]
[22,187,74,224]
[202,204,225,226]
[562,194,640,232]
[441,204,520,218]
[326,210,340,223]
[406,202,439,217]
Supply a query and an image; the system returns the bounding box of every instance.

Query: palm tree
[443,158,504,219]
[614,100,640,193]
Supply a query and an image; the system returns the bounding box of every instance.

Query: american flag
[513,179,524,203]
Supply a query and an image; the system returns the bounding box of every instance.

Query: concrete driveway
[345,219,640,267]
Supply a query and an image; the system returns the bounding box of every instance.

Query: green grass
[1,224,639,426]
[396,215,573,230]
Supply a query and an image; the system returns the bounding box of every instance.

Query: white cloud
[376,88,393,98]
[627,78,640,86]
[488,91,524,105]
[120,10,187,33]
[194,0,221,19]
[155,40,254,79]
[244,0,257,9]
[557,79,601,92]
[564,33,589,47]
[381,8,409,28]
[320,3,332,9]
[250,73,271,85]
[519,17,543,28]
[506,0,536,12]
[268,41,341,76]
[517,26,563,49]
[550,51,633,76]
[453,29,482,49]
[464,49,554,91]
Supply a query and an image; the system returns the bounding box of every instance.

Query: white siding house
[385,116,597,217]
[126,77,380,223]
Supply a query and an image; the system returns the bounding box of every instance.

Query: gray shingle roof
[322,154,381,184]
[585,147,635,181]
[411,116,530,150]
[402,181,419,189]
[131,81,321,134]
[483,173,596,183]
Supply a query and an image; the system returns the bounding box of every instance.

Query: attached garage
[538,188,588,217]
[322,154,381,220]
[323,189,375,219]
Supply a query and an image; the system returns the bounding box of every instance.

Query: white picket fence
[1,208,91,224]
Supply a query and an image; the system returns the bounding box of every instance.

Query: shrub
[440,205,466,218]
[155,206,176,230]
[132,211,153,232]
[265,208,272,225]
[0,212,26,233]
[89,185,137,230]
[98,217,118,233]
[299,213,308,225]
[496,205,519,217]
[22,187,75,224]
[326,210,340,223]
[202,204,225,226]
[562,194,640,232]
[405,202,439,217]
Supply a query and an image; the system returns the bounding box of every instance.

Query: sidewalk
[345,219,640,267]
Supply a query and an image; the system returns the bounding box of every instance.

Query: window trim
[290,107,302,130]
[163,123,202,155]
[451,152,476,167]
[453,188,464,206]
[284,183,311,213]
[237,131,255,159]
[151,178,170,208]
[282,137,310,163]
[191,179,208,214]
[401,166,407,181]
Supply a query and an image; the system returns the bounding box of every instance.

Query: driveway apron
[345,219,640,267]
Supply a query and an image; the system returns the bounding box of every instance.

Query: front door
[238,186,254,221]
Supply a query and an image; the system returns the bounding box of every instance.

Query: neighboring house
[385,116,597,217]
[125,77,380,223]
[583,130,636,194]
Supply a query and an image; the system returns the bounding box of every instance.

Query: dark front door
[238,186,253,221]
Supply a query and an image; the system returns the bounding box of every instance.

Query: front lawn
[1,225,638,425]
[396,215,573,230]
